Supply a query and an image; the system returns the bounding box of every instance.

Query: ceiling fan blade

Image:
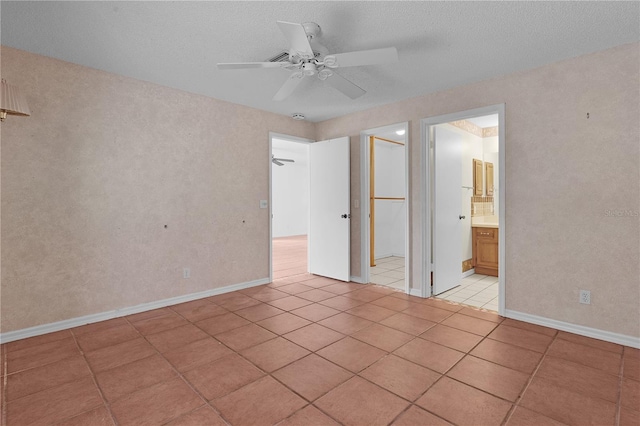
[327,47,398,68]
[217,62,289,70]
[325,72,366,99]
[277,21,314,59]
[273,73,304,101]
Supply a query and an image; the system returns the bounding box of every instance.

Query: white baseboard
[462,268,476,278]
[0,277,271,344]
[504,309,640,349]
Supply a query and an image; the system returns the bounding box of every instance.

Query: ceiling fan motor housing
[301,22,328,60]
[302,22,321,39]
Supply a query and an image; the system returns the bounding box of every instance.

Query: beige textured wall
[0,47,315,332]
[2,44,639,338]
[317,43,640,338]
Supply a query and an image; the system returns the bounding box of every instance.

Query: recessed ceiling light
[396,129,406,135]
[292,113,305,120]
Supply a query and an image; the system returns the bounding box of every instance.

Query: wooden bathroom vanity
[472,225,499,277]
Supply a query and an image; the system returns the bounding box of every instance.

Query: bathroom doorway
[421,106,505,314]
[360,122,409,292]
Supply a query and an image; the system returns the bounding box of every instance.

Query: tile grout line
[68,329,120,426]
[72,311,223,425]
[378,311,503,425]
[76,288,500,421]
[207,279,447,425]
[430,321,551,425]
[500,329,560,425]
[0,334,76,376]
[614,346,626,426]
[195,289,354,425]
[121,313,228,425]
[171,296,373,425]
[350,353,456,426]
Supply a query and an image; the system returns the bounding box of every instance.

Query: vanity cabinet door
[485,162,494,196]
[473,159,483,196]
[472,227,498,276]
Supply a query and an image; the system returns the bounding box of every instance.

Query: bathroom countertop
[471,215,499,229]
[471,223,499,229]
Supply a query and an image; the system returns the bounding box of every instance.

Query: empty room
[1,2,639,425]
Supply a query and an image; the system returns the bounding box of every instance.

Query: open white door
[309,137,350,281]
[433,125,462,295]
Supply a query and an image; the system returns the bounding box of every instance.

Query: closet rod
[374,136,404,146]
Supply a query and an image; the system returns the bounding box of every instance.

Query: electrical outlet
[579,289,590,305]
[183,267,190,279]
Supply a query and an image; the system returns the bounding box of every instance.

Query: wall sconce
[1,79,31,121]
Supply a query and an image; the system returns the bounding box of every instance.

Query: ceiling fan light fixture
[291,113,305,120]
[318,69,333,81]
[303,62,317,76]
[323,55,338,68]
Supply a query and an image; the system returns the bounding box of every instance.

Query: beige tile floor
[370,256,405,290]
[437,274,499,311]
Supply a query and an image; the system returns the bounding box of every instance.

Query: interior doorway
[269,133,351,283]
[421,105,505,314]
[270,134,312,281]
[360,122,409,292]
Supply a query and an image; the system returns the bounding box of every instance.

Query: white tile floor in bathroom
[437,274,499,311]
[369,256,405,290]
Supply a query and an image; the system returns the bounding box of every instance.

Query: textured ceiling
[2,1,638,122]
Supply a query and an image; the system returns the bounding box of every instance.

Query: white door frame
[268,132,314,283]
[420,105,506,315]
[359,122,410,292]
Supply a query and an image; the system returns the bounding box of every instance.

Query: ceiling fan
[217,21,398,101]
[272,155,295,166]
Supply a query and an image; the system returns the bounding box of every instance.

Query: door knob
[341,214,350,219]
[459,215,466,220]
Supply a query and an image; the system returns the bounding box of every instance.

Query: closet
[369,135,406,268]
